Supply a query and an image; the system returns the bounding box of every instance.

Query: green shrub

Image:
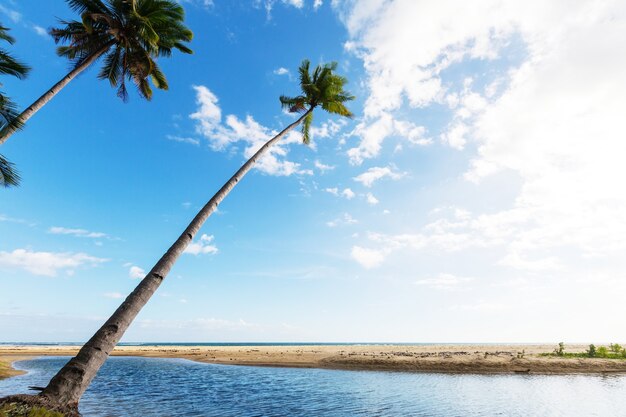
[586,344,597,358]
[609,343,623,354]
[597,346,608,357]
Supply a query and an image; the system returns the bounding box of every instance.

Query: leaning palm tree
[0,24,30,187]
[0,0,193,145]
[0,59,353,414]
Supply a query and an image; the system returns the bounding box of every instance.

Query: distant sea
[0,342,505,346]
[2,356,625,416]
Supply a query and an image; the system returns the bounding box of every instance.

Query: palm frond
[51,0,193,101]
[0,153,20,187]
[281,58,355,144]
[0,50,30,78]
[0,26,15,44]
[149,61,168,90]
[98,46,123,86]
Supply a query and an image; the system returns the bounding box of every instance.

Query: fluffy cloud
[0,249,107,277]
[314,160,335,172]
[31,25,47,37]
[350,246,388,269]
[338,0,626,280]
[327,213,358,228]
[353,166,405,187]
[273,67,290,76]
[190,85,311,176]
[49,226,107,239]
[324,187,358,200]
[128,265,146,279]
[347,114,430,165]
[184,234,219,255]
[365,192,379,205]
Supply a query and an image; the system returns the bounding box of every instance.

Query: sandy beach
[2,344,626,378]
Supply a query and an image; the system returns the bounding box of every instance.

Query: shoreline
[3,344,626,376]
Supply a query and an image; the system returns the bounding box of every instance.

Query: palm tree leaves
[281,59,354,144]
[0,24,29,187]
[0,153,20,188]
[0,26,30,79]
[53,0,193,101]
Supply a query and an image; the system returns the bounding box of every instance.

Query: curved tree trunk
[0,42,113,145]
[40,108,314,409]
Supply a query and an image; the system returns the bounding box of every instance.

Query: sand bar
[2,344,626,377]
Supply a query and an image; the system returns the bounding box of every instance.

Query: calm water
[1,357,625,416]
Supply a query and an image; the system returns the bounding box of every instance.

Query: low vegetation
[0,403,64,417]
[542,342,626,359]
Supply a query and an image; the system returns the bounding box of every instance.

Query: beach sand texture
[2,344,626,377]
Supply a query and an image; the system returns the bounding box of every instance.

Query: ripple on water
[1,357,625,417]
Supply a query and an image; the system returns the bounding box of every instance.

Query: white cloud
[281,0,304,8]
[415,273,473,290]
[129,265,146,279]
[365,192,379,205]
[166,135,200,146]
[184,234,219,255]
[350,246,388,269]
[326,213,358,228]
[337,0,626,280]
[190,85,310,176]
[310,119,347,140]
[347,114,430,165]
[314,160,335,172]
[0,214,33,226]
[32,25,47,37]
[314,0,323,10]
[341,188,356,199]
[324,187,355,200]
[49,226,107,239]
[0,5,21,23]
[258,0,305,19]
[353,166,405,187]
[0,249,107,277]
[273,67,290,76]
[440,122,468,150]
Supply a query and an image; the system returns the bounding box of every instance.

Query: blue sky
[1,0,625,343]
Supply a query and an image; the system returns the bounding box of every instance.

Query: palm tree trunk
[0,42,113,145]
[40,108,314,409]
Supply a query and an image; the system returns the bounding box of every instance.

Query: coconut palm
[0,24,30,187]
[0,0,193,145]
[21,59,353,412]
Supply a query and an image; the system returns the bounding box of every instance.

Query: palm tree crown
[280,59,354,144]
[52,0,193,100]
[0,24,30,187]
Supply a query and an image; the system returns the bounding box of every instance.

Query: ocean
[2,356,625,416]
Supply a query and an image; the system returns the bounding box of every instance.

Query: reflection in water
[1,357,624,416]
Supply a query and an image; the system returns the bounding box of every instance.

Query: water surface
[1,356,624,416]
